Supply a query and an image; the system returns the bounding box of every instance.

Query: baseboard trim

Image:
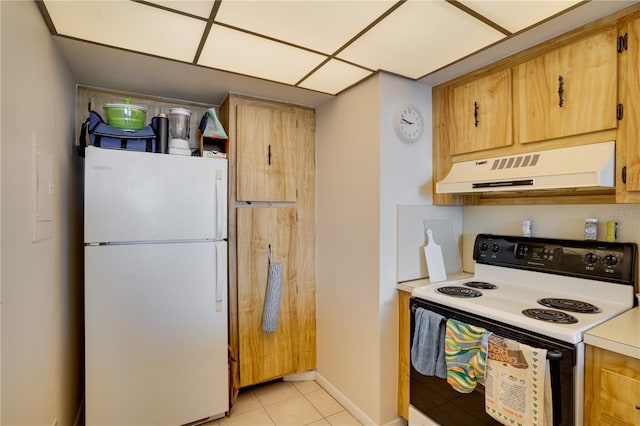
[313,372,407,426]
[283,370,316,382]
[313,372,377,425]
[384,415,408,426]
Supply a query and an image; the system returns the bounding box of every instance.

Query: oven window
[410,297,575,426]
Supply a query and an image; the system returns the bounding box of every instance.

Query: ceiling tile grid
[458,0,582,34]
[214,0,396,55]
[44,0,207,62]
[298,58,374,95]
[337,0,506,79]
[41,0,586,96]
[198,23,328,85]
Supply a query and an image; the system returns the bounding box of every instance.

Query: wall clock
[393,104,424,144]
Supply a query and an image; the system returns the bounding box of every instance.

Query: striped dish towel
[444,319,489,393]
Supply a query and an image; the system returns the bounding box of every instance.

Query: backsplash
[396,205,463,282]
[462,204,640,272]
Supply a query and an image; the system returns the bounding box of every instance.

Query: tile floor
[205,380,362,426]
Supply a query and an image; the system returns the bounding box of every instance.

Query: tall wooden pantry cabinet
[219,94,316,398]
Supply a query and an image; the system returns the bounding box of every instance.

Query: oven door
[409,297,576,426]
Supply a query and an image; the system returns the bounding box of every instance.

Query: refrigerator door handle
[215,169,225,239]
[215,242,224,312]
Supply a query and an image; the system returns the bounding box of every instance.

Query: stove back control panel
[473,234,637,284]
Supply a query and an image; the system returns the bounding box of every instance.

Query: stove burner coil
[537,298,601,313]
[463,281,497,289]
[522,308,578,324]
[436,286,482,298]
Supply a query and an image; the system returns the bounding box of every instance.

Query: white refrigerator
[84,146,228,425]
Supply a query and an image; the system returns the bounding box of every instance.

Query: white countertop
[396,272,473,293]
[396,278,429,293]
[584,307,640,359]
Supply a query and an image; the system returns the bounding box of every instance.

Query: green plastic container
[104,98,148,130]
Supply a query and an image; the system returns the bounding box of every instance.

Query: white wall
[316,74,382,423]
[462,204,640,272]
[378,73,432,423]
[1,2,84,425]
[316,72,431,424]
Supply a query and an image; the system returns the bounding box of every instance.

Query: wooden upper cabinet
[449,69,513,155]
[517,28,618,144]
[620,17,640,197]
[236,103,297,202]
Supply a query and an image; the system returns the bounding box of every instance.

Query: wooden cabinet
[237,207,297,386]
[236,103,297,202]
[398,290,411,420]
[517,28,618,144]
[449,69,512,155]
[617,16,640,202]
[585,345,640,426]
[431,9,639,206]
[220,94,316,393]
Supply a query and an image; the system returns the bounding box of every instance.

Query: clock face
[394,105,423,143]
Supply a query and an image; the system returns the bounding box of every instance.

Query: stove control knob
[583,252,598,265]
[491,243,500,253]
[479,242,489,252]
[603,254,618,266]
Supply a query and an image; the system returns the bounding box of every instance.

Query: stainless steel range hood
[436,141,615,194]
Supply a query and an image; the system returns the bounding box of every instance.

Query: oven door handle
[547,350,563,426]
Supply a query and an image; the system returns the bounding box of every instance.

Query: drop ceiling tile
[43,0,205,62]
[298,60,373,95]
[337,0,506,79]
[215,0,396,54]
[198,24,328,85]
[146,0,215,19]
[459,0,582,34]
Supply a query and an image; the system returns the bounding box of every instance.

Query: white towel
[484,335,552,426]
[262,261,283,333]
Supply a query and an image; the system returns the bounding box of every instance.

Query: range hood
[436,141,615,194]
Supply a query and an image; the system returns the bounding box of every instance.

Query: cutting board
[424,229,447,282]
[423,218,462,278]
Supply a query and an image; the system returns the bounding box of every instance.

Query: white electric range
[409,233,637,426]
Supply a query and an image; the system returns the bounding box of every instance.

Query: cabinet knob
[636,405,640,410]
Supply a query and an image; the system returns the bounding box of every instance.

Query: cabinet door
[620,18,640,197]
[237,207,297,387]
[517,29,618,144]
[449,69,512,155]
[397,291,411,420]
[236,103,297,202]
[600,369,640,425]
[586,345,640,426]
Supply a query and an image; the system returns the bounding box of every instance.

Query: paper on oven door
[424,229,447,282]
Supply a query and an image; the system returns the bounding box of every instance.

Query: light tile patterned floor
[206,380,362,426]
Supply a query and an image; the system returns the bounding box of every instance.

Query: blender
[168,107,192,155]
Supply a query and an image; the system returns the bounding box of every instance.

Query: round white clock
[393,104,424,144]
